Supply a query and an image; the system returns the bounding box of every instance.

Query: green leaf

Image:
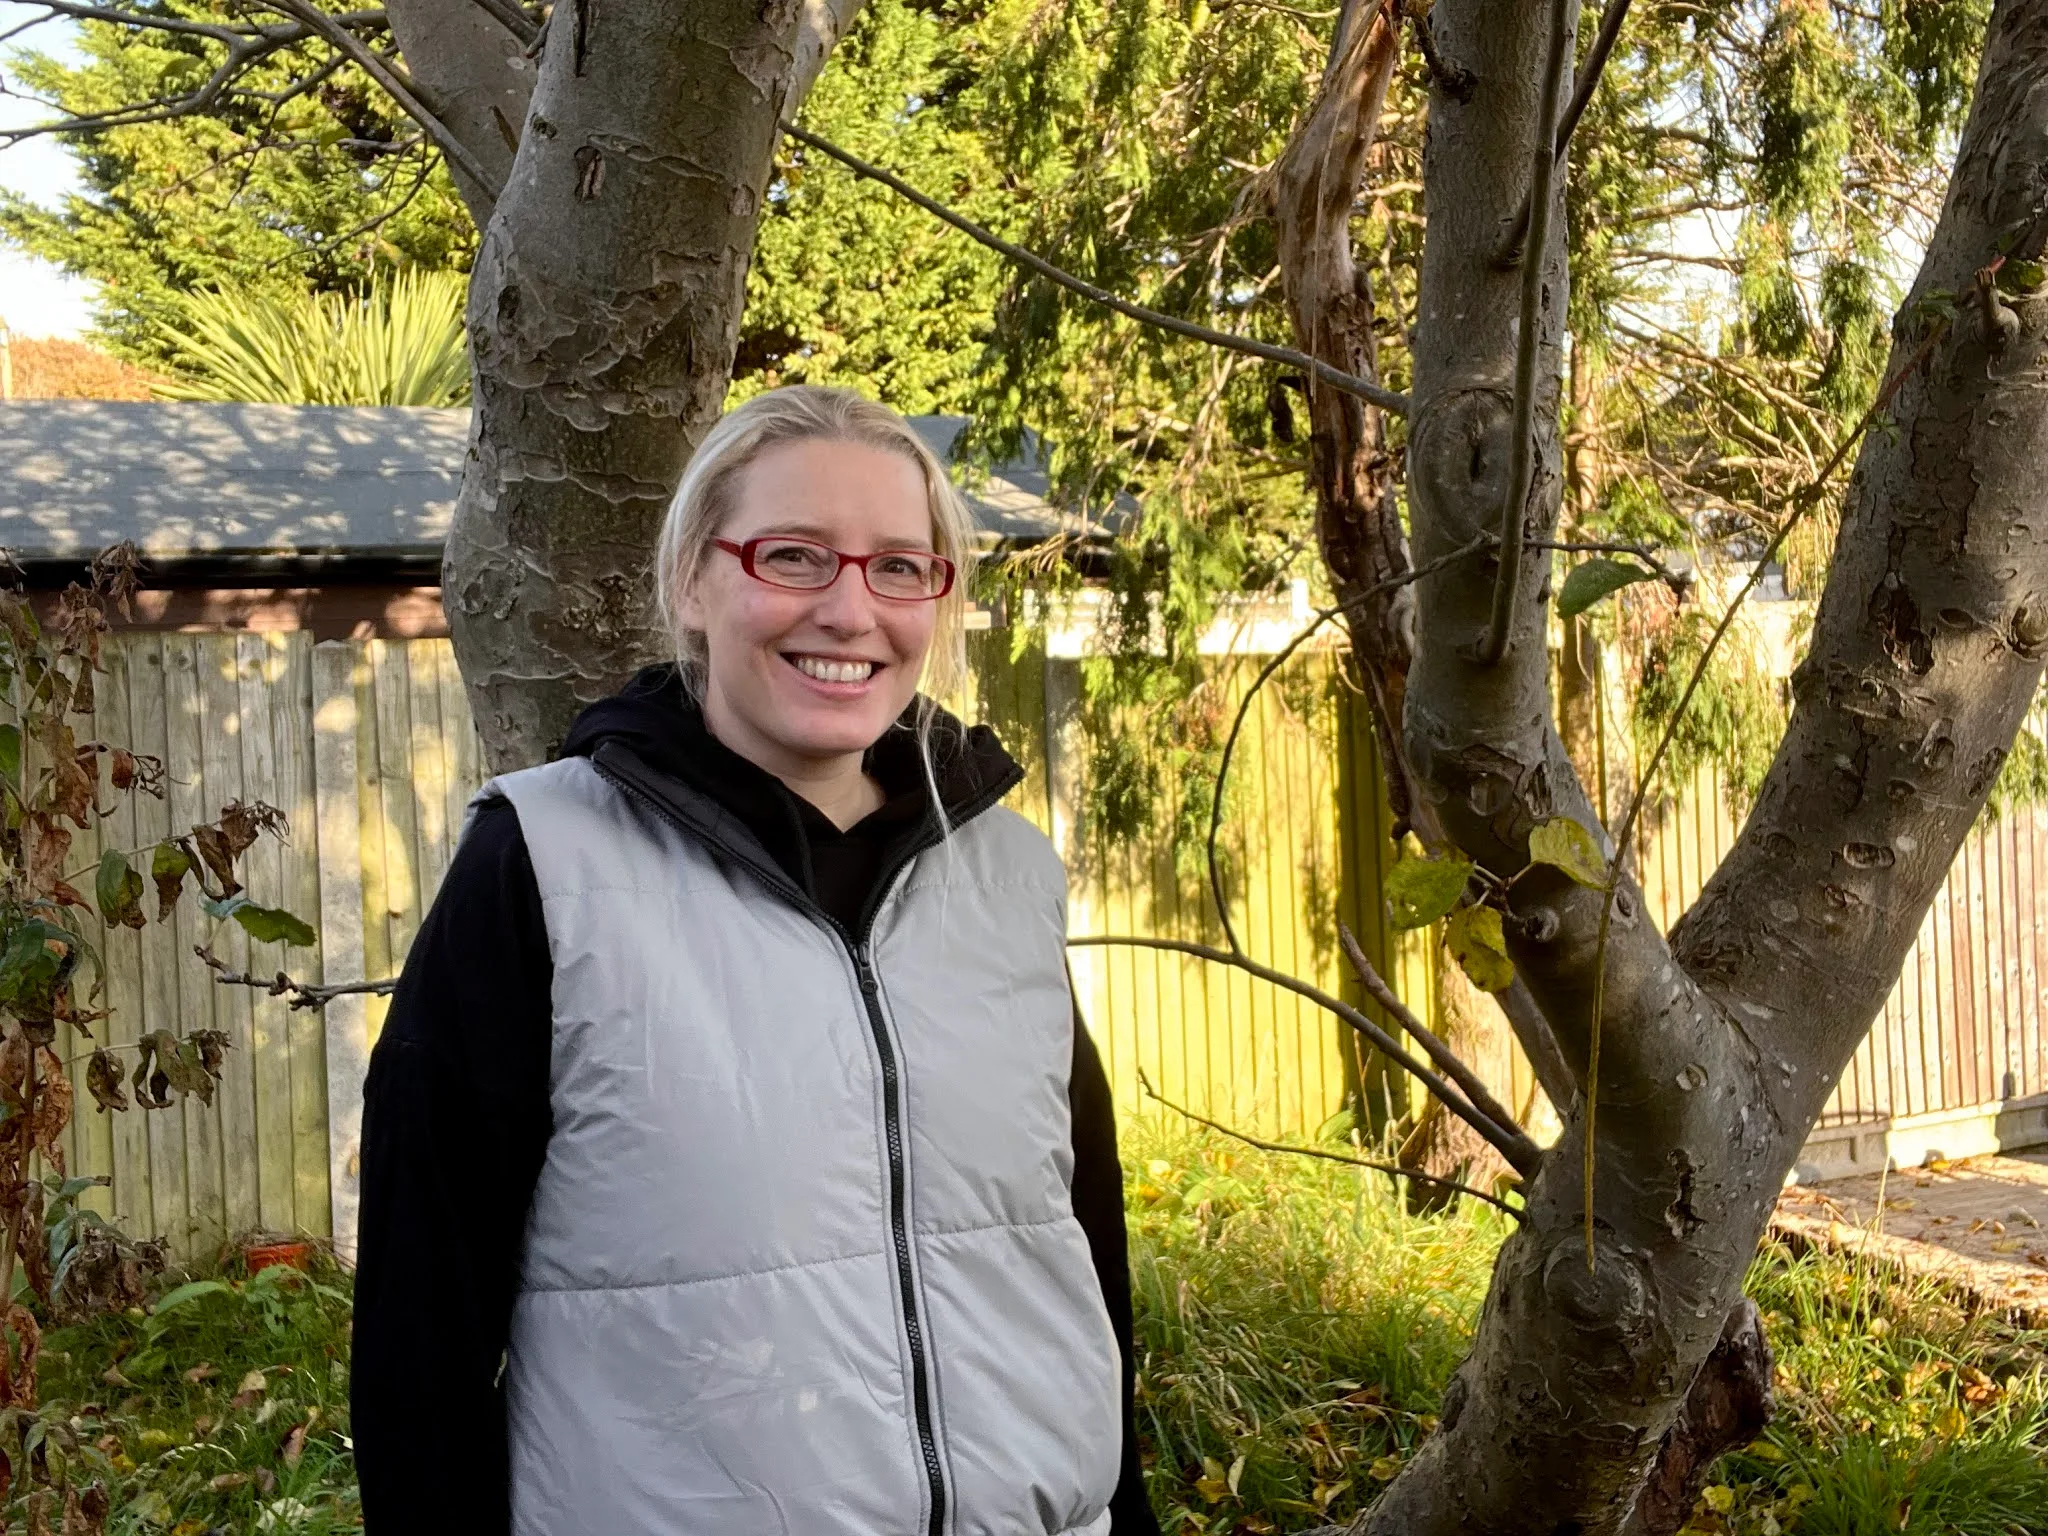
[1314,1106,1357,1144]
[149,1279,230,1317]
[1446,905,1515,993]
[0,724,20,783]
[1528,817,1611,889]
[151,840,194,920]
[1557,557,1658,619]
[95,848,146,930]
[230,902,316,948]
[1384,855,1473,931]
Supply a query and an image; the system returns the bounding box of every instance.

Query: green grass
[13,1127,2048,1535]
[35,1258,357,1535]
[1121,1123,2048,1535]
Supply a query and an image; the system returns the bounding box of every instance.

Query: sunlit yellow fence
[57,633,2039,1257]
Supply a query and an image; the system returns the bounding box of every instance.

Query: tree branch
[1476,0,1574,666]
[1495,0,1637,266]
[195,948,397,1011]
[1069,933,1543,1175]
[1205,534,1489,955]
[258,0,503,202]
[1135,1069,1523,1219]
[777,119,1410,417]
[1337,922,1531,1141]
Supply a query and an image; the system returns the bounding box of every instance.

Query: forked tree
[6,0,2048,1530]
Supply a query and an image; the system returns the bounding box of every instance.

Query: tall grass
[152,270,470,407]
[16,1124,2048,1533]
[1124,1121,2048,1534]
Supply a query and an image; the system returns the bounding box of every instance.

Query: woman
[351,385,1157,1536]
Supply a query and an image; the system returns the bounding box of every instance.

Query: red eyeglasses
[712,536,956,601]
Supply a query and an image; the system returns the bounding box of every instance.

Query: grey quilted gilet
[485,754,1121,1536]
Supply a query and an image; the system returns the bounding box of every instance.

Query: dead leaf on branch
[0,1306,42,1409]
[188,826,241,899]
[152,841,193,919]
[94,850,146,932]
[24,820,69,898]
[84,1051,126,1114]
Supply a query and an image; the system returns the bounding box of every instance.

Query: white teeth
[793,656,874,684]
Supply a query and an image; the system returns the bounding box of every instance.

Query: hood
[560,664,1024,831]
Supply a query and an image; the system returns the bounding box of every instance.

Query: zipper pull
[852,946,880,996]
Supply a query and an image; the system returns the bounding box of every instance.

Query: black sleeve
[1068,1005,1161,1536]
[351,799,553,1536]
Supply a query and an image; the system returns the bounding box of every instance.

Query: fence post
[312,641,370,1263]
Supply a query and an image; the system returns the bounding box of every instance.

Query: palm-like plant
[153,268,470,407]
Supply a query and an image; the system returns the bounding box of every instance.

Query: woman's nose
[811,566,878,632]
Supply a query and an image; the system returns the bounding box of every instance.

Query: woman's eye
[765,544,826,568]
[873,555,923,577]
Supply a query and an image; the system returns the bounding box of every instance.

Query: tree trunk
[1366,1,2048,1530]
[443,0,866,771]
[1270,0,1573,1127]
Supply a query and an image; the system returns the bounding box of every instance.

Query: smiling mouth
[787,654,879,684]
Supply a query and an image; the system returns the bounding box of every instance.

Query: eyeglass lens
[752,538,946,598]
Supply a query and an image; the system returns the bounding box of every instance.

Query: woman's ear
[676,567,708,631]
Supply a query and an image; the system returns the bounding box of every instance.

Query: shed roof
[0,401,1118,583]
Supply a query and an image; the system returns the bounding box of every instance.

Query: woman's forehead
[724,438,935,543]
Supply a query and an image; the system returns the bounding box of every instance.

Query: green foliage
[737,0,1004,414]
[37,1259,357,1533]
[1125,1126,2048,1532]
[1558,558,1659,620]
[1528,817,1610,889]
[0,2,473,363]
[150,269,470,406]
[1629,600,1789,808]
[1384,855,1471,932]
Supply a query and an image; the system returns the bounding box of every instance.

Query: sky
[0,23,99,341]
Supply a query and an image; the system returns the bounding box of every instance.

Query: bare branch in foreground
[258,0,503,200]
[1496,0,1638,265]
[1069,933,1543,1175]
[1337,923,1530,1141]
[196,947,397,1011]
[1136,1068,1523,1219]
[1476,0,1575,667]
[778,120,1410,417]
[1204,533,1491,955]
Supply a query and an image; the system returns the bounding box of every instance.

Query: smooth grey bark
[441,0,865,771]
[1362,0,2048,1531]
[381,0,532,222]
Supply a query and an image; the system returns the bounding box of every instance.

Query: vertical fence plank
[314,642,369,1262]
[236,633,297,1234]
[273,636,330,1237]
[198,636,261,1241]
[97,642,153,1232]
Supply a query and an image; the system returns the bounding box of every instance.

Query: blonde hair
[654,384,977,767]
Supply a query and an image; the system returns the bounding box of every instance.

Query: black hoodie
[351,666,1158,1534]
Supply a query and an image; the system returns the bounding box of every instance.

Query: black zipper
[590,743,1020,1536]
[852,941,947,1536]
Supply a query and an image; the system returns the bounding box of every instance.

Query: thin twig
[1069,933,1542,1175]
[1530,538,1693,594]
[259,0,503,201]
[1205,535,1490,954]
[197,948,397,1011]
[1135,1068,1523,1218]
[778,120,1410,417]
[465,0,540,44]
[1337,922,1528,1144]
[1497,0,1637,265]
[1477,0,1575,666]
[1577,310,1957,1265]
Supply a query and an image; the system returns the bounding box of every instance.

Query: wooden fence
[49,632,2048,1257]
[1632,767,2048,1129]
